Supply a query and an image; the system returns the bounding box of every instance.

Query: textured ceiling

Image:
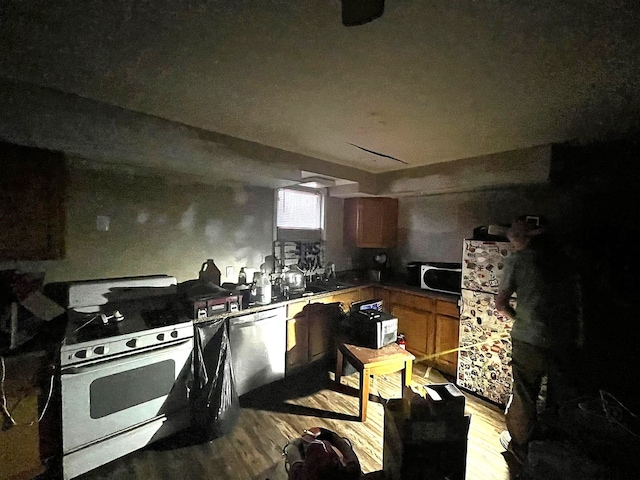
[1,0,639,174]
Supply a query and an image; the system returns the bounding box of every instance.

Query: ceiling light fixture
[297,176,337,189]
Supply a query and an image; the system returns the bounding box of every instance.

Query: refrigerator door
[457,289,514,405]
[461,240,513,295]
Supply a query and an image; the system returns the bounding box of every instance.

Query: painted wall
[395,184,567,268]
[324,195,358,273]
[0,161,275,284]
[0,158,353,285]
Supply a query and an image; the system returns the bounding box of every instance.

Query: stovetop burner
[64,294,191,347]
[53,275,196,367]
[71,320,120,344]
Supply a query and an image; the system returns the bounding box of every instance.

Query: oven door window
[90,360,176,419]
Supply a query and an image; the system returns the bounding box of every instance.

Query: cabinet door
[435,314,460,376]
[372,287,391,313]
[307,303,340,362]
[286,316,309,373]
[434,298,460,375]
[391,291,435,312]
[0,142,66,260]
[358,287,375,301]
[343,198,398,248]
[325,290,361,311]
[287,299,308,320]
[391,305,433,356]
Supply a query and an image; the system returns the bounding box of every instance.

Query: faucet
[324,262,336,281]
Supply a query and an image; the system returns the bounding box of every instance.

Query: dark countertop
[193,279,460,325]
[193,284,363,324]
[336,270,461,303]
[377,280,461,303]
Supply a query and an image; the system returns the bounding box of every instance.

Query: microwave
[420,262,462,295]
[348,310,398,349]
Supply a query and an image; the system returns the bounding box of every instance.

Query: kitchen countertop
[376,280,461,303]
[193,279,460,325]
[193,285,363,324]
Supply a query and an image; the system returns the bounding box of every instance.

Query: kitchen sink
[304,281,354,294]
[304,285,329,294]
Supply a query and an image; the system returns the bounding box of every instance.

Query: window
[276,188,324,231]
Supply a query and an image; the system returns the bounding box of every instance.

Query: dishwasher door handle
[232,316,281,327]
[230,308,286,327]
[233,321,259,329]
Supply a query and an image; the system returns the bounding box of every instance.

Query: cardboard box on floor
[1,351,48,480]
[383,383,471,480]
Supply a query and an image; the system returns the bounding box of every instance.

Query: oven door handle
[61,338,193,374]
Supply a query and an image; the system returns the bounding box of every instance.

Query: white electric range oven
[53,276,194,480]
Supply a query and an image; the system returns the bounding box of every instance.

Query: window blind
[276,189,322,229]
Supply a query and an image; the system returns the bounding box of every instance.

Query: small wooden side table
[335,342,415,422]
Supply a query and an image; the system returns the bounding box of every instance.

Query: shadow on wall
[44,165,275,283]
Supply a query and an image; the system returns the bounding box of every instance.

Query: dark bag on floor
[284,427,362,480]
[190,316,240,441]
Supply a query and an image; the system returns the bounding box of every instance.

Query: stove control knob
[170,330,178,339]
[126,339,138,348]
[156,333,165,341]
[75,349,91,359]
[94,346,109,355]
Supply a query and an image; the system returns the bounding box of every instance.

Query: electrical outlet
[96,215,110,231]
[226,266,234,279]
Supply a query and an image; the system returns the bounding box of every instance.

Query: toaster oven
[348,310,398,349]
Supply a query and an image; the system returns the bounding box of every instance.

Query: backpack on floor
[283,427,362,480]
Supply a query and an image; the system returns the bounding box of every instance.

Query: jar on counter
[397,334,407,349]
[252,272,272,305]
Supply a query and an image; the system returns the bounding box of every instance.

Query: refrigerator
[457,239,515,405]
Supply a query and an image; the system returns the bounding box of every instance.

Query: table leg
[335,347,344,384]
[359,367,370,422]
[401,360,413,388]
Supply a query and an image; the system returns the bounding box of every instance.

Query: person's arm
[496,255,517,319]
[496,286,516,319]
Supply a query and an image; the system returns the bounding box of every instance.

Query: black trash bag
[190,317,240,440]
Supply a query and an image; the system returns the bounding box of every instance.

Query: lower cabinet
[284,286,460,377]
[389,290,460,377]
[286,302,342,374]
[390,294,435,358]
[372,287,391,308]
[286,315,309,373]
[324,288,372,309]
[285,286,377,374]
[434,299,460,376]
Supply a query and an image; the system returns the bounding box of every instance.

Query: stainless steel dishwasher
[229,306,287,396]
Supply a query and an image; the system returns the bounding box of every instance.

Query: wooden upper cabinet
[343,197,398,248]
[0,142,67,260]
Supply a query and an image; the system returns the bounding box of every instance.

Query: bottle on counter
[199,258,221,285]
[238,267,247,285]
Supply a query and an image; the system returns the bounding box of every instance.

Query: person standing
[495,216,582,464]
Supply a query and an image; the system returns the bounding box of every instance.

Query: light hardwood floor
[68,361,511,480]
